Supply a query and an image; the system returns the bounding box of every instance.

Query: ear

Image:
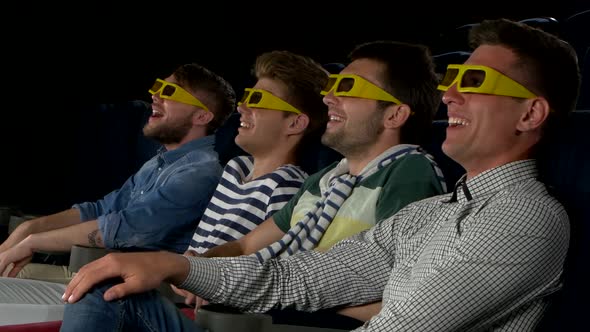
[516,97,550,132]
[286,113,310,135]
[193,109,214,126]
[384,104,411,129]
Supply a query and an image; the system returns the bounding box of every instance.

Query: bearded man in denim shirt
[0,63,236,285]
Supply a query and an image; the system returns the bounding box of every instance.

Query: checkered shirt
[180,159,569,331]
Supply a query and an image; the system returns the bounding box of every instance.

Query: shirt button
[158,167,162,171]
[140,191,144,195]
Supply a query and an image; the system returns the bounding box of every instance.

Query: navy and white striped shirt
[188,156,307,254]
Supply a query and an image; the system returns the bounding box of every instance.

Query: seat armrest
[195,304,272,332]
[68,245,117,273]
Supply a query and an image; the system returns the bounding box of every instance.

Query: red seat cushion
[0,321,62,332]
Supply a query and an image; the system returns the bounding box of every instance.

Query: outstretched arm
[202,217,285,258]
[63,251,190,303]
[0,209,81,254]
[0,220,102,277]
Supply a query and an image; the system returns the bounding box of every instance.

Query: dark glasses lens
[323,77,337,93]
[336,77,355,93]
[240,90,251,104]
[249,91,263,104]
[149,81,163,93]
[440,68,459,87]
[461,69,486,88]
[161,85,176,97]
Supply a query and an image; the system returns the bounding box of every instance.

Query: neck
[163,130,207,152]
[464,152,532,179]
[249,150,297,181]
[346,138,401,175]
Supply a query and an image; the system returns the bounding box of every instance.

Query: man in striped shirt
[60,39,448,328]
[61,18,580,332]
[186,50,330,255]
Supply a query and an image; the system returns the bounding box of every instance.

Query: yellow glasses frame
[148,79,209,111]
[320,74,403,105]
[238,88,302,114]
[437,64,536,99]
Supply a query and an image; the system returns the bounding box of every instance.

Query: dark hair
[469,19,581,140]
[349,40,441,146]
[173,63,236,135]
[253,50,329,165]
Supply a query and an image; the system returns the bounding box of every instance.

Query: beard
[143,115,193,145]
[321,111,384,156]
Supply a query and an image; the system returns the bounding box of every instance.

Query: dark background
[1,1,587,215]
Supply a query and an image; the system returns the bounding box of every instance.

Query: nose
[441,84,464,106]
[322,91,336,107]
[237,103,249,114]
[151,92,163,103]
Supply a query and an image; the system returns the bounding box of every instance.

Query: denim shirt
[73,135,222,253]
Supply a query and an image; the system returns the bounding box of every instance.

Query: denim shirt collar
[159,135,215,165]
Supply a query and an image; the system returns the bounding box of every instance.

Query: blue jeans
[60,281,204,332]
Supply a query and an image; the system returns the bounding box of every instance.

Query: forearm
[1,209,82,252]
[181,242,388,314]
[25,220,104,253]
[337,302,382,322]
[30,209,82,233]
[201,241,245,257]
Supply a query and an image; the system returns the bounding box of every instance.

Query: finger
[7,264,23,278]
[103,283,127,301]
[64,271,97,303]
[171,285,188,297]
[1,263,14,277]
[185,293,196,306]
[0,260,9,276]
[184,250,198,257]
[64,261,120,303]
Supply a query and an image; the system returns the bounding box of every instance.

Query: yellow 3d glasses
[320,74,403,104]
[148,79,209,111]
[437,64,536,99]
[238,88,302,114]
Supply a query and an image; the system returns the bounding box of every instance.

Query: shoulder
[273,164,308,181]
[480,179,568,237]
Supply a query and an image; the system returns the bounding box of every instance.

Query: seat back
[536,110,590,331]
[213,111,246,167]
[423,120,465,190]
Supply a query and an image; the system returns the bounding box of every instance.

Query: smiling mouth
[447,117,469,127]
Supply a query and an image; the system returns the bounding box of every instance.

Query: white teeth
[152,110,163,116]
[240,121,252,128]
[329,115,344,122]
[448,117,469,126]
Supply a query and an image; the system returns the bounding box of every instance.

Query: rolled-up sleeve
[73,174,138,221]
[98,161,221,253]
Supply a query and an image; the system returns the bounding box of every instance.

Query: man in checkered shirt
[60,18,580,331]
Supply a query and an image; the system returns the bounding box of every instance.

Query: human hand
[0,240,34,277]
[180,249,208,314]
[183,249,199,257]
[170,284,198,306]
[194,296,210,316]
[0,220,34,254]
[63,251,190,304]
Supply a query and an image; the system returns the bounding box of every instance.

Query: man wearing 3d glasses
[176,40,446,326]
[0,64,235,288]
[0,50,332,325]
[62,18,579,331]
[59,39,451,330]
